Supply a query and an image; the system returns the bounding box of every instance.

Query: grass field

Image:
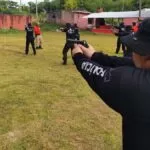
[0,31,122,150]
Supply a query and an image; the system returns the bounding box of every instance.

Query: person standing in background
[132,22,139,33]
[113,25,133,57]
[61,23,76,65]
[25,23,36,55]
[114,22,126,54]
[34,23,43,49]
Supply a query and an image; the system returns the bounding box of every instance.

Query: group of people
[71,18,150,150]
[113,21,139,57]
[61,21,139,65]
[24,18,150,150]
[25,22,43,55]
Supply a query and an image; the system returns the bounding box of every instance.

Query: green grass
[0,31,122,150]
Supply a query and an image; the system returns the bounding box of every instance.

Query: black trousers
[62,42,72,64]
[25,38,36,55]
[116,37,125,54]
[123,47,132,57]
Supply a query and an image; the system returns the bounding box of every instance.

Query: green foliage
[0,28,20,34]
[0,0,20,14]
[0,0,150,17]
[64,0,78,9]
[39,22,60,31]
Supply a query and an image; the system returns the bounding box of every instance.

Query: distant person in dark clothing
[25,23,36,55]
[73,23,80,40]
[114,24,133,57]
[61,23,76,65]
[113,22,126,54]
[123,25,133,57]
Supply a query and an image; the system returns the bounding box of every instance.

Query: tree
[64,0,78,10]
[28,2,36,13]
[0,0,19,13]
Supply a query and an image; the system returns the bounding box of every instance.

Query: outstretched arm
[71,45,127,114]
[78,44,134,68]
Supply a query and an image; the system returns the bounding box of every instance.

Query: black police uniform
[62,24,76,65]
[25,24,36,55]
[73,52,150,150]
[74,25,80,40]
[115,23,126,54]
[122,25,133,57]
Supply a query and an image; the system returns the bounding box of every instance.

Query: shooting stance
[25,23,36,55]
[71,18,150,150]
[61,23,76,65]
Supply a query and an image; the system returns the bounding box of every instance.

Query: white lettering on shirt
[81,61,106,77]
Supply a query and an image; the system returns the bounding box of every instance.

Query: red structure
[48,10,90,29]
[0,14,32,30]
[92,25,113,34]
[91,8,113,34]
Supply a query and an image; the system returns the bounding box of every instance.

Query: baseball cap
[121,18,150,56]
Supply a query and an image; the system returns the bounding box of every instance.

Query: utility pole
[139,0,142,20]
[20,0,22,12]
[36,0,38,20]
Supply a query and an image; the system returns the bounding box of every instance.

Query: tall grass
[0,31,122,150]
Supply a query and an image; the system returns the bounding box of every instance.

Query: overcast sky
[13,0,44,5]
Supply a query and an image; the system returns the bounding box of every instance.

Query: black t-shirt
[63,27,76,41]
[73,52,150,150]
[74,27,80,40]
[25,26,34,40]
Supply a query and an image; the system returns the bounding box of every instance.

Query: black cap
[121,18,150,56]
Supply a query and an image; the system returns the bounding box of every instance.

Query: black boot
[39,46,43,49]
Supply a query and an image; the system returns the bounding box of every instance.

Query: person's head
[120,22,124,27]
[35,22,39,26]
[28,23,32,27]
[74,23,77,28]
[66,23,71,28]
[132,22,136,26]
[121,18,150,69]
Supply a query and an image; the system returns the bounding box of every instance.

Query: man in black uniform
[114,22,126,54]
[73,23,80,40]
[61,23,76,65]
[71,18,150,150]
[25,23,36,55]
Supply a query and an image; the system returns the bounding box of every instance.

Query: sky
[12,0,44,5]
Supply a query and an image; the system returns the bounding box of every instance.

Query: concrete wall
[123,18,139,25]
[48,10,89,29]
[73,13,88,29]
[0,14,31,30]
